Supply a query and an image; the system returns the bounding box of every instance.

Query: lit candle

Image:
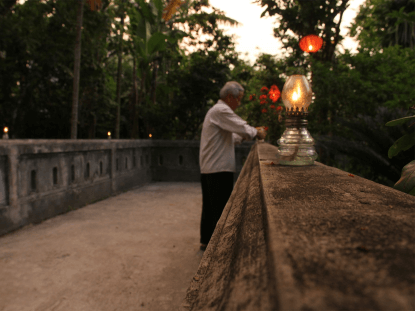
[3,127,9,139]
[149,134,152,138]
[107,131,111,139]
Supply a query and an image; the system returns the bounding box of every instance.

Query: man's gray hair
[219,81,244,100]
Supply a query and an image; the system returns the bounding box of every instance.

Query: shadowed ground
[0,182,204,311]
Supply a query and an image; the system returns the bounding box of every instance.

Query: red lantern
[299,35,323,53]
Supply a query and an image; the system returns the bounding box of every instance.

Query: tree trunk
[138,68,147,138]
[115,0,125,139]
[71,0,85,139]
[130,56,139,139]
[151,59,158,105]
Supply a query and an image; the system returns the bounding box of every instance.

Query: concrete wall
[0,139,255,236]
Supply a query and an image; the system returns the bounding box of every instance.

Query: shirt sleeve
[233,133,244,145]
[212,105,257,140]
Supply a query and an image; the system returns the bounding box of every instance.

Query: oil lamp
[108,131,111,139]
[3,127,9,139]
[276,75,318,166]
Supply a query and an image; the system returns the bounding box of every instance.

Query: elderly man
[199,81,267,251]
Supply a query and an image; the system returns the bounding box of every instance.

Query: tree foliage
[350,0,415,51]
[0,0,241,140]
[254,0,350,63]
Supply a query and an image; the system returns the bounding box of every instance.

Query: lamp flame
[292,92,299,101]
[149,134,152,138]
[4,127,8,133]
[107,132,111,136]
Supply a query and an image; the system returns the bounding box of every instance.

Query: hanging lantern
[299,35,323,53]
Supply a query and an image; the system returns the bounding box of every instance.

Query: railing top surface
[0,139,254,155]
[184,142,415,311]
[258,142,415,311]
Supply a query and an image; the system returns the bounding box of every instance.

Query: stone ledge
[0,139,255,154]
[183,142,415,311]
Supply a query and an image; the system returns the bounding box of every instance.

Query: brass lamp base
[276,111,318,166]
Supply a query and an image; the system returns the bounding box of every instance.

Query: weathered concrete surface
[183,142,415,311]
[183,142,275,310]
[0,182,203,311]
[259,143,415,311]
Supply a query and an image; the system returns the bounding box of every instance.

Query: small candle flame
[4,127,8,133]
[149,134,152,138]
[107,131,111,136]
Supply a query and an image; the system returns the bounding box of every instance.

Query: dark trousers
[200,172,234,245]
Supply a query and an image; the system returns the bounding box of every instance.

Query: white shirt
[199,100,258,174]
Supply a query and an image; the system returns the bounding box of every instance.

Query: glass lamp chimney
[276,75,318,166]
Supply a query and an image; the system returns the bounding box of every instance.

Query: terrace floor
[0,182,205,311]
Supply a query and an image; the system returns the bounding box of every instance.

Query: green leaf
[135,39,146,58]
[385,115,415,127]
[393,160,415,196]
[148,0,161,20]
[153,0,163,18]
[137,0,153,24]
[167,29,188,43]
[388,132,415,158]
[147,32,167,54]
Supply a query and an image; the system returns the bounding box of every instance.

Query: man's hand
[255,126,267,140]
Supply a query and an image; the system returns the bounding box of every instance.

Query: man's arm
[232,133,245,145]
[213,106,257,140]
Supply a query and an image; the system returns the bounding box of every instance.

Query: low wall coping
[183,142,415,310]
[0,139,255,155]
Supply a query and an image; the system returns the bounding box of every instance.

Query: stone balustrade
[183,142,415,311]
[0,139,254,236]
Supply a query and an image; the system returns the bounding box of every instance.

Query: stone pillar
[7,147,20,223]
[110,142,116,194]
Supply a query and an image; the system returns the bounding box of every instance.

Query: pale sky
[203,0,366,65]
[17,0,366,65]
